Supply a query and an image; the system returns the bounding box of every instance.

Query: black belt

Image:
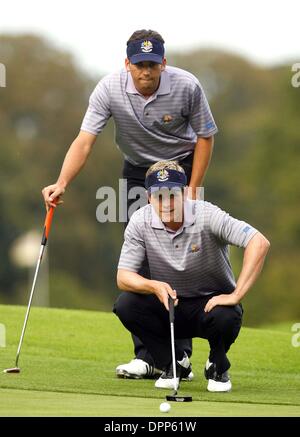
[124,152,194,172]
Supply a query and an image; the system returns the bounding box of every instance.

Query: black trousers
[121,153,194,365]
[114,293,243,374]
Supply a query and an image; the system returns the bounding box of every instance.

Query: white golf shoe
[205,360,232,392]
[155,353,193,389]
[116,359,161,379]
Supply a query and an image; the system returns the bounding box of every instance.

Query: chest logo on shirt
[162,114,173,123]
[189,243,200,253]
[141,40,153,53]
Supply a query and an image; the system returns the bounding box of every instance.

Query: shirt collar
[150,199,197,230]
[126,69,170,96]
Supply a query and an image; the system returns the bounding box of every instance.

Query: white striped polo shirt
[81,66,218,166]
[118,199,258,297]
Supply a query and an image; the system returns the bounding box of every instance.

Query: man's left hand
[204,293,240,313]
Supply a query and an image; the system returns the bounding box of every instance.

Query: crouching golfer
[114,161,270,392]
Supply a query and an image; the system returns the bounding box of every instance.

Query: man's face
[149,187,184,224]
[125,58,166,96]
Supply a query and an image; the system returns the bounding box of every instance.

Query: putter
[165,296,192,402]
[3,204,56,374]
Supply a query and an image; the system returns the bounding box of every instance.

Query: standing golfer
[42,29,218,380]
[114,161,270,391]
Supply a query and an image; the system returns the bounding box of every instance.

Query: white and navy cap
[127,38,165,64]
[145,169,187,193]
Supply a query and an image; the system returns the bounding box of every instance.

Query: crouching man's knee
[113,292,135,323]
[210,305,243,339]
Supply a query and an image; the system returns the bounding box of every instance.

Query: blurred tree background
[0,34,299,326]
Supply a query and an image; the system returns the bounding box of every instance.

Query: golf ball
[159,402,171,413]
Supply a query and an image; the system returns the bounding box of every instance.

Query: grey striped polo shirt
[81,66,218,166]
[118,200,258,297]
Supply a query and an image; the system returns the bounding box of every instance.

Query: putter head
[166,387,192,402]
[3,367,21,374]
[166,394,192,402]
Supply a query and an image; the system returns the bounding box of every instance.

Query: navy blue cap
[145,169,187,192]
[127,38,165,64]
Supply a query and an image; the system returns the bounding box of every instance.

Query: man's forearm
[42,131,97,208]
[204,232,270,313]
[233,233,270,302]
[117,269,177,310]
[117,269,155,294]
[188,136,214,196]
[56,132,96,188]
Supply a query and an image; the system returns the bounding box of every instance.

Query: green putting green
[0,305,299,416]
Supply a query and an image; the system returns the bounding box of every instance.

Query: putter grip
[41,206,55,246]
[168,296,175,323]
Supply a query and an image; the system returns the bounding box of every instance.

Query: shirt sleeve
[80,78,112,135]
[118,219,146,272]
[208,204,258,248]
[189,82,218,137]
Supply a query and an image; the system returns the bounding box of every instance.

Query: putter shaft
[15,244,46,368]
[168,296,178,392]
[4,204,56,373]
[170,321,177,392]
[166,297,193,403]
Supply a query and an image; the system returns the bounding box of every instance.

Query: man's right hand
[42,183,65,210]
[150,280,178,311]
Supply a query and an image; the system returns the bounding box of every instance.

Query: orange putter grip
[41,201,57,246]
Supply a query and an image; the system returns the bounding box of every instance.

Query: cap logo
[157,169,169,182]
[141,40,153,53]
